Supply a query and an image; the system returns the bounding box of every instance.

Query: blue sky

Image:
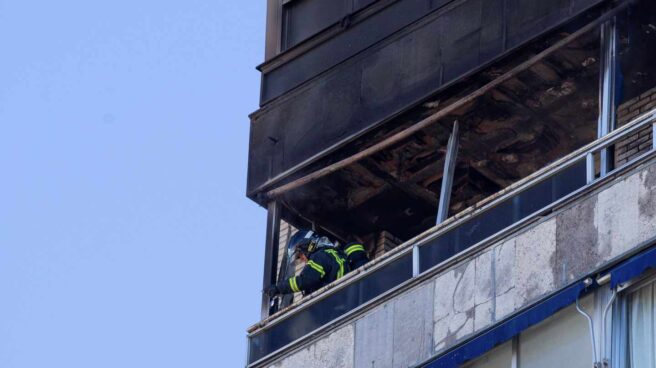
[0,1,266,366]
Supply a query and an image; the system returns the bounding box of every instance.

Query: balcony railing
[247,107,656,366]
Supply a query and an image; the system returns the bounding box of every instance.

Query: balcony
[248,106,656,366]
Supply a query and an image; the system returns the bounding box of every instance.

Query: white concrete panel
[354,304,394,368]
[270,325,355,368]
[314,325,355,368]
[595,173,642,260]
[475,249,494,305]
[495,238,516,296]
[514,219,557,303]
[269,346,313,368]
[392,283,435,367]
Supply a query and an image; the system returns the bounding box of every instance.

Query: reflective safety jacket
[343,243,369,270]
[277,248,348,295]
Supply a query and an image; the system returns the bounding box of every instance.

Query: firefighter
[266,230,348,297]
[341,241,369,270]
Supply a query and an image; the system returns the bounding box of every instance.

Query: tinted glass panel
[248,253,412,363]
[420,159,586,272]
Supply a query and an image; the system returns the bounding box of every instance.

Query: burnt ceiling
[277,27,601,243]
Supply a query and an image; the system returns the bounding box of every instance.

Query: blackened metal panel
[505,0,571,47]
[283,0,351,50]
[571,0,604,13]
[262,0,454,104]
[354,0,379,11]
[248,0,605,196]
[440,0,486,82]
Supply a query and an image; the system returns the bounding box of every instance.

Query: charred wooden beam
[355,161,439,208]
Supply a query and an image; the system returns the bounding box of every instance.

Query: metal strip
[436,121,459,225]
[598,18,618,177]
[586,152,596,184]
[412,245,420,277]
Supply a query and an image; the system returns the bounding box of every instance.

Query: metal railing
[246,108,656,366]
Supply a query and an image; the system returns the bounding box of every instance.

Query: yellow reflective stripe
[325,249,345,279]
[289,276,300,293]
[307,260,326,278]
[345,244,365,256]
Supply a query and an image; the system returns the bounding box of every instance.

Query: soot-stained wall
[248,0,604,196]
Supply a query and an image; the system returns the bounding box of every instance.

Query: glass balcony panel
[249,252,412,363]
[419,158,586,273]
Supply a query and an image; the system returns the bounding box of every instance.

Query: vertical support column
[436,121,460,224]
[598,18,618,177]
[412,245,420,277]
[586,152,596,184]
[261,201,281,319]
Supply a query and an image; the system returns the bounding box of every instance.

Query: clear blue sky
[0,1,266,367]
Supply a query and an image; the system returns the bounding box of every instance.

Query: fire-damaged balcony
[247,0,656,367]
[250,0,608,195]
[248,135,656,367]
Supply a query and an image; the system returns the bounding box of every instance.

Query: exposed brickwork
[277,221,303,302]
[374,231,402,259]
[615,86,656,166]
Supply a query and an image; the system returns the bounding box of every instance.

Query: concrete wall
[263,157,656,368]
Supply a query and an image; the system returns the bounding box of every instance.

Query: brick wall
[374,231,402,259]
[276,220,304,303]
[615,86,656,166]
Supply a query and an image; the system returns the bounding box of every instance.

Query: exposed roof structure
[256,21,600,242]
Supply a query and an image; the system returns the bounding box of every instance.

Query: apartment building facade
[246,0,656,366]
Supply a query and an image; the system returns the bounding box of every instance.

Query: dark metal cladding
[263,0,454,103]
[248,0,604,197]
[282,0,351,51]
